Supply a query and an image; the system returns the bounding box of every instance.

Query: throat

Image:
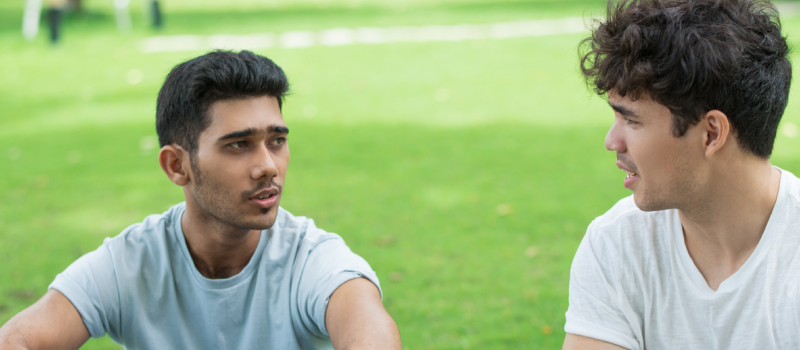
[180,212,262,280]
[677,166,781,291]
[682,224,760,291]
[190,253,246,279]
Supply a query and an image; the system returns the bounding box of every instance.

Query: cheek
[629,135,666,172]
[626,134,648,164]
[209,157,249,183]
[277,150,290,174]
[645,141,684,179]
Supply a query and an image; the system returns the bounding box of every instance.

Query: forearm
[0,291,89,350]
[0,316,33,350]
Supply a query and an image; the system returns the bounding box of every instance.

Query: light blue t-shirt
[49,203,381,350]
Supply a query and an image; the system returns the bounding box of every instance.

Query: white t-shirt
[565,168,800,350]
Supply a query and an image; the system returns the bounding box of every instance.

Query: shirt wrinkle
[565,168,800,350]
[48,203,380,350]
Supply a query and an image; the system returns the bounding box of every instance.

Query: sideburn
[189,153,204,186]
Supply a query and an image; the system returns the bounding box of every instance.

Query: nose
[250,144,279,180]
[604,118,627,153]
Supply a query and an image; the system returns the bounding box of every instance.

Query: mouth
[624,171,639,188]
[248,187,281,208]
[616,160,639,189]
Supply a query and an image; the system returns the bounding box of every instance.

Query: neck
[181,200,261,279]
[679,160,780,290]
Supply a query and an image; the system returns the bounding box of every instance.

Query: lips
[624,171,639,188]
[248,187,281,208]
[616,159,639,189]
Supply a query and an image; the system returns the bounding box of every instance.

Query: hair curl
[580,0,791,158]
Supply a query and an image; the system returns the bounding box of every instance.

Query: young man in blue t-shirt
[0,50,402,350]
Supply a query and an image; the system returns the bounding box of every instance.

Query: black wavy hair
[580,0,791,158]
[156,50,289,154]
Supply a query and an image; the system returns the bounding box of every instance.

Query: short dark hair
[580,0,791,158]
[156,50,290,153]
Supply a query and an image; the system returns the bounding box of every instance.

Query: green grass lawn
[3,1,800,349]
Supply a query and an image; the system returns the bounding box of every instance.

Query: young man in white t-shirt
[563,0,798,349]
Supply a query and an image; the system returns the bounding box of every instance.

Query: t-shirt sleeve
[48,242,120,339]
[564,221,640,350]
[293,234,381,338]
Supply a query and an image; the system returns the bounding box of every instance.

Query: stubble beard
[190,157,281,234]
[632,155,702,213]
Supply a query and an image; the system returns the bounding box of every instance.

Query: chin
[246,217,277,231]
[255,210,279,229]
[237,221,276,231]
[229,210,279,231]
[632,192,673,212]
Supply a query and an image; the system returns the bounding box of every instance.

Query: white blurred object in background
[22,0,163,43]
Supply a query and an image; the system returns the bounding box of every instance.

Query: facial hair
[190,156,283,232]
[617,153,639,175]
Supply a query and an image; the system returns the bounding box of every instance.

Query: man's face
[188,95,289,230]
[605,92,703,211]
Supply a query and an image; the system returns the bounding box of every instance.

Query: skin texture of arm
[325,278,402,350]
[0,290,89,350]
[563,334,629,350]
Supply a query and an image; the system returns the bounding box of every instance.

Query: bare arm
[563,334,629,350]
[0,290,90,350]
[325,278,401,350]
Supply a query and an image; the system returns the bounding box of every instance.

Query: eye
[625,117,639,125]
[229,141,247,149]
[269,137,287,146]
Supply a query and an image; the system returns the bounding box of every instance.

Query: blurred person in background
[0,50,401,350]
[32,0,162,44]
[563,0,799,349]
[44,0,68,42]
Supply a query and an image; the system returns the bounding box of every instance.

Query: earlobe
[158,145,190,186]
[702,110,730,158]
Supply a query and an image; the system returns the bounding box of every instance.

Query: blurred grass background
[2,0,800,349]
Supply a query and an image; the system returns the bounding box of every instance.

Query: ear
[158,145,191,186]
[701,110,731,158]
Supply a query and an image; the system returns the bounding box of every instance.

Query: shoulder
[54,204,182,276]
[274,207,344,248]
[567,197,676,347]
[274,208,371,274]
[780,168,800,209]
[573,196,677,284]
[585,196,673,252]
[590,195,641,231]
[100,203,184,267]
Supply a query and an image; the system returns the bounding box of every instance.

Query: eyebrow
[218,125,289,141]
[608,102,641,119]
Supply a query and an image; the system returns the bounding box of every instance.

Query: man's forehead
[205,96,285,136]
[607,93,637,113]
[608,90,663,107]
[608,90,642,103]
[607,90,677,123]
